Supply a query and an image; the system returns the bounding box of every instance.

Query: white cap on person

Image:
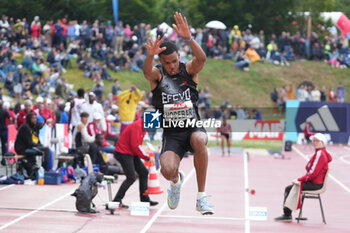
[3,101,10,109]
[106,114,116,121]
[111,104,119,111]
[36,96,44,103]
[138,101,148,108]
[89,92,96,97]
[93,112,102,120]
[310,133,327,145]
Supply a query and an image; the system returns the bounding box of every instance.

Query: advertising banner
[207,120,284,141]
[285,100,350,143]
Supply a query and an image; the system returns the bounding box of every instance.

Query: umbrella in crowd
[205,20,227,30]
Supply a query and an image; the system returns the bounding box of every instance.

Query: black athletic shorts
[161,127,207,160]
[220,132,230,140]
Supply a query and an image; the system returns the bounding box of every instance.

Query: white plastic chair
[296,170,329,224]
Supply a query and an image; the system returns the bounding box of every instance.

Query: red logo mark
[169,102,187,110]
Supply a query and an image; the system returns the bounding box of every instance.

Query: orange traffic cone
[144,152,154,167]
[143,161,163,195]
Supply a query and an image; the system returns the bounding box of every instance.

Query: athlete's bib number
[163,101,194,121]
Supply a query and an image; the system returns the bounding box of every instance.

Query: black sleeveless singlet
[151,62,200,129]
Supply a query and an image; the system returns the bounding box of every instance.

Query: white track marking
[339,155,350,165]
[244,153,250,233]
[139,168,195,233]
[158,215,244,221]
[0,189,75,230]
[0,184,14,191]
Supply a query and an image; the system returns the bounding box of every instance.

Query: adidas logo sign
[299,105,340,132]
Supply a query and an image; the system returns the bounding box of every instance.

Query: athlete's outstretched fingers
[144,38,153,51]
[172,24,179,34]
[156,35,166,46]
[147,37,153,46]
[184,16,188,26]
[178,12,184,24]
[144,38,153,49]
[174,12,180,25]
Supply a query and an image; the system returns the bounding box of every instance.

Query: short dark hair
[77,88,85,98]
[80,112,89,118]
[159,41,178,57]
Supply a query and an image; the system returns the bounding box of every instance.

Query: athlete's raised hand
[172,12,191,40]
[144,35,166,56]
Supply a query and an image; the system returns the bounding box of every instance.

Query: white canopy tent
[205,20,227,30]
[150,22,174,41]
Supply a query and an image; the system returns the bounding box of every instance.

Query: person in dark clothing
[112,118,158,208]
[0,100,13,159]
[271,87,279,115]
[14,113,50,178]
[89,134,121,177]
[320,86,327,102]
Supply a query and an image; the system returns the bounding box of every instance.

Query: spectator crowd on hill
[0,13,348,181]
[0,14,348,126]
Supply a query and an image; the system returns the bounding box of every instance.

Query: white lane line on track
[293,146,350,193]
[0,184,14,191]
[0,189,75,231]
[139,168,196,233]
[158,215,245,221]
[339,155,350,165]
[243,153,250,233]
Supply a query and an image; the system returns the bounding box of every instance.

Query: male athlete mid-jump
[143,12,213,215]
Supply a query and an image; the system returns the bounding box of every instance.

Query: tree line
[0,0,348,35]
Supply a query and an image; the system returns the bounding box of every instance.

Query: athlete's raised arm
[143,35,166,86]
[172,12,206,76]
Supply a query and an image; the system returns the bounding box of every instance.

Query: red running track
[0,145,349,233]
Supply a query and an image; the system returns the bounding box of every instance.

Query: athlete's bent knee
[160,164,178,181]
[191,132,208,147]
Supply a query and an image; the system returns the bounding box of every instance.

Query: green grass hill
[60,59,349,107]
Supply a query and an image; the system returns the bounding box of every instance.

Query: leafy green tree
[0,0,113,23]
[190,0,244,28]
[295,0,335,13]
[334,0,350,18]
[157,0,187,25]
[0,0,45,22]
[0,0,344,35]
[240,0,295,35]
[292,0,336,35]
[119,0,160,26]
